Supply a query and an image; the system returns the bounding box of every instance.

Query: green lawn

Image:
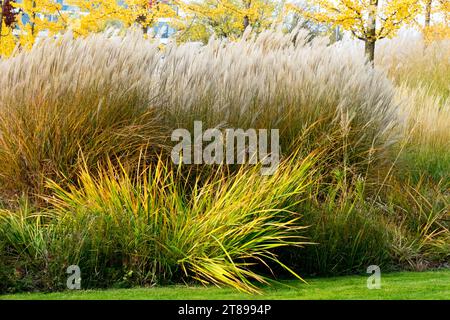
[1,270,449,300]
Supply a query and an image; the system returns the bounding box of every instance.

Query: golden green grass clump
[0,156,315,293]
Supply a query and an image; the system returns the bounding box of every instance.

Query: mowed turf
[1,270,449,300]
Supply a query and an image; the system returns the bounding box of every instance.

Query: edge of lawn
[1,269,449,300]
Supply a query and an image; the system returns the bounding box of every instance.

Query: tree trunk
[31,1,36,36]
[0,1,4,42]
[365,40,375,65]
[365,0,378,65]
[243,15,249,29]
[425,0,432,27]
[243,0,251,30]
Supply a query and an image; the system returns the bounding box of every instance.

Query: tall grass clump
[0,155,316,294]
[394,85,450,185]
[374,35,450,269]
[0,32,168,203]
[377,33,450,99]
[0,28,400,204]
[283,170,394,276]
[384,179,450,269]
[154,28,399,175]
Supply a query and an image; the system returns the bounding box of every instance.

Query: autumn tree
[0,0,178,57]
[1,0,17,31]
[175,0,280,43]
[0,0,19,56]
[288,0,421,63]
[420,0,450,42]
[424,0,432,26]
[0,0,68,56]
[13,0,67,48]
[422,0,449,26]
[284,2,344,43]
[65,0,124,36]
[68,0,177,36]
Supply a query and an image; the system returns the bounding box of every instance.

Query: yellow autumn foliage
[287,0,421,41]
[423,24,450,43]
[174,0,279,43]
[0,0,177,57]
[0,21,16,57]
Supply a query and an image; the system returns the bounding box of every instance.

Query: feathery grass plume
[376,33,450,99]
[0,28,399,203]
[394,85,450,184]
[0,31,169,203]
[156,28,399,166]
